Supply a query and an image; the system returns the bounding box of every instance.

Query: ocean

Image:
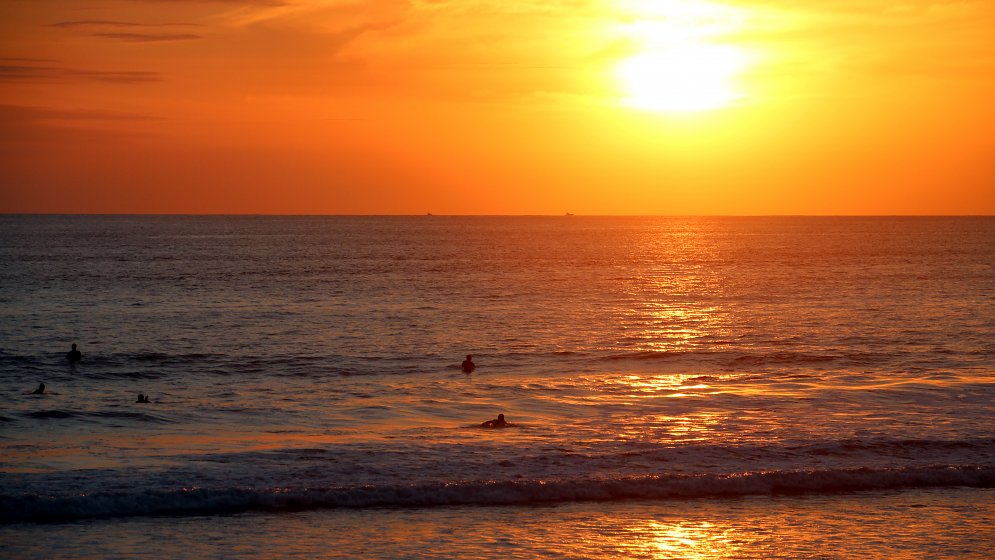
[1,215,993,558]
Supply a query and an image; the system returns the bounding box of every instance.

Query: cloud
[51,19,203,42]
[50,20,198,29]
[0,104,162,123]
[0,57,56,63]
[0,65,52,81]
[0,104,164,147]
[90,32,202,42]
[128,0,286,4]
[69,70,163,83]
[0,64,162,84]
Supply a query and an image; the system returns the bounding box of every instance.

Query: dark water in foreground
[1,216,993,557]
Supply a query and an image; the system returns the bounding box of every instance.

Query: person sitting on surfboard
[481,413,507,428]
[461,354,476,373]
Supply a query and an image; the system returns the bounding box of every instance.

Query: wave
[3,465,991,524]
[594,349,891,370]
[87,411,174,424]
[729,352,838,366]
[18,410,172,423]
[130,352,215,363]
[0,346,970,381]
[22,410,79,420]
[47,352,432,378]
[602,350,684,361]
[793,438,994,455]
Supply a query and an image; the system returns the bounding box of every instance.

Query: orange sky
[1,0,993,214]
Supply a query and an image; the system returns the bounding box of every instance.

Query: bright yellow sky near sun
[1,0,993,214]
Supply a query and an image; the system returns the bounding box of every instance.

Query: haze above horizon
[2,1,993,215]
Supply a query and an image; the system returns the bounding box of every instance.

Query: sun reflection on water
[620,300,730,354]
[619,520,741,558]
[604,374,716,397]
[614,410,726,444]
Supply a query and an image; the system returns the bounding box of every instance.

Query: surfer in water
[136,393,151,403]
[481,413,508,428]
[461,354,476,373]
[66,343,82,364]
[31,383,45,395]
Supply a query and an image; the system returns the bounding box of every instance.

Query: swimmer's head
[497,414,504,420]
[466,354,472,360]
[71,343,77,350]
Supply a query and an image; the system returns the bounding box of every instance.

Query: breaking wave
[3,465,991,523]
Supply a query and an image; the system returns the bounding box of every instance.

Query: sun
[617,44,747,113]
[613,0,752,114]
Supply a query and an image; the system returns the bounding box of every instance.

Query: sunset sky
[1,0,993,214]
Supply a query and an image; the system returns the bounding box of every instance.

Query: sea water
[0,216,992,558]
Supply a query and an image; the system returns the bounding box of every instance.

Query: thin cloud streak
[90,32,202,42]
[0,64,162,84]
[0,104,163,123]
[51,20,200,28]
[131,0,288,5]
[51,19,203,42]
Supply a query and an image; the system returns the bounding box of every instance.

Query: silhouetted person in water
[461,354,475,373]
[66,343,82,364]
[137,393,150,403]
[481,413,507,428]
[31,383,45,395]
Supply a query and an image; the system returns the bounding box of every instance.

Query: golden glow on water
[614,410,726,443]
[633,520,739,558]
[631,303,719,351]
[604,374,716,396]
